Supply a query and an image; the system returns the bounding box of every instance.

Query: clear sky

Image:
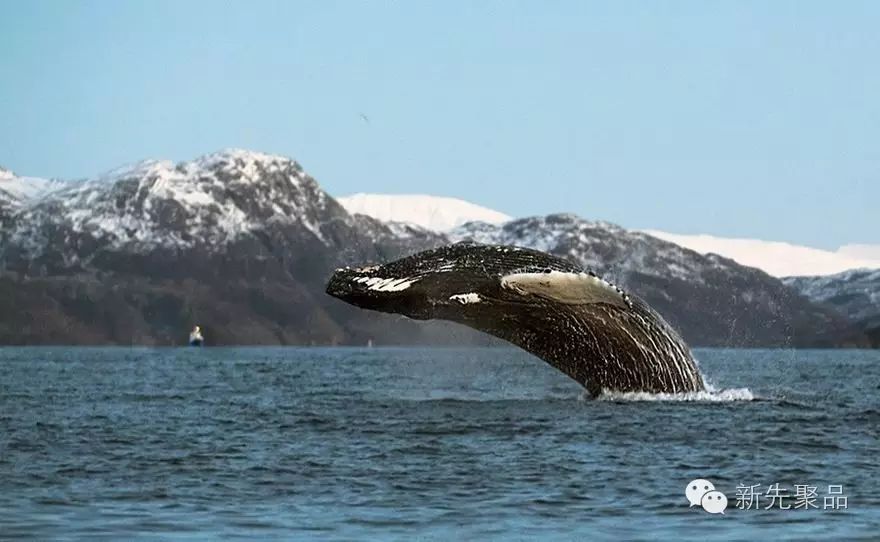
[1,1,877,249]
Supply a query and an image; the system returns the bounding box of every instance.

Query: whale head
[326,242,631,321]
[326,243,496,320]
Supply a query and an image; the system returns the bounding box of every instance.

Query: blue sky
[1,1,877,249]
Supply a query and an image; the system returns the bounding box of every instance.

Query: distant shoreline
[0,344,876,350]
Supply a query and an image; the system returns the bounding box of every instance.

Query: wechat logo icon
[686,478,728,514]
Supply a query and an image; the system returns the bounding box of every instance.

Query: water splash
[596,385,755,402]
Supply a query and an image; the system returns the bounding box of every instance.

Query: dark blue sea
[1,347,878,540]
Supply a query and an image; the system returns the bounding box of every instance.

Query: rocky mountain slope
[0,150,869,347]
[784,269,880,346]
[0,151,452,345]
[449,215,864,347]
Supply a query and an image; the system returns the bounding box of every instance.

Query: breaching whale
[326,242,705,396]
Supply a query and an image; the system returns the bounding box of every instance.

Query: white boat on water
[189,325,204,347]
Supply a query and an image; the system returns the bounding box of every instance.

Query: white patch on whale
[449,293,481,304]
[500,271,628,308]
[353,276,419,292]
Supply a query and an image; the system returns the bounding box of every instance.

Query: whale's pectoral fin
[499,270,631,308]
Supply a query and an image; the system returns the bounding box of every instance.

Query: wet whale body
[326,242,705,396]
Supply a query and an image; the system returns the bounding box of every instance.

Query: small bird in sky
[359,113,370,124]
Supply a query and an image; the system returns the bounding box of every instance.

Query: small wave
[596,385,755,402]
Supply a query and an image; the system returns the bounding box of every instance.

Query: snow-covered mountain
[337,193,510,231]
[336,193,880,278]
[783,269,880,346]
[5,150,341,255]
[0,150,869,347]
[0,150,450,345]
[644,230,880,277]
[3,149,448,276]
[0,166,72,205]
[453,216,709,283]
[450,215,861,347]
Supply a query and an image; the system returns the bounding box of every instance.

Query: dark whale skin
[326,242,705,396]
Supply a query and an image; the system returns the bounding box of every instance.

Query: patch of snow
[782,268,880,322]
[837,244,880,262]
[337,193,511,232]
[644,230,880,277]
[0,166,73,202]
[383,220,434,239]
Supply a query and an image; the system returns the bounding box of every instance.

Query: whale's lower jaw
[326,242,706,396]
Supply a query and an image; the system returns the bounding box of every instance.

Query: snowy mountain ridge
[7,161,877,279]
[783,268,880,325]
[4,149,342,256]
[452,214,747,286]
[447,214,856,347]
[0,166,72,204]
[0,150,868,347]
[336,192,880,278]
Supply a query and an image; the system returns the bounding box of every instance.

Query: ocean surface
[1,347,878,540]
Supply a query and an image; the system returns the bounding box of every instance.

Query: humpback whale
[326,242,705,396]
